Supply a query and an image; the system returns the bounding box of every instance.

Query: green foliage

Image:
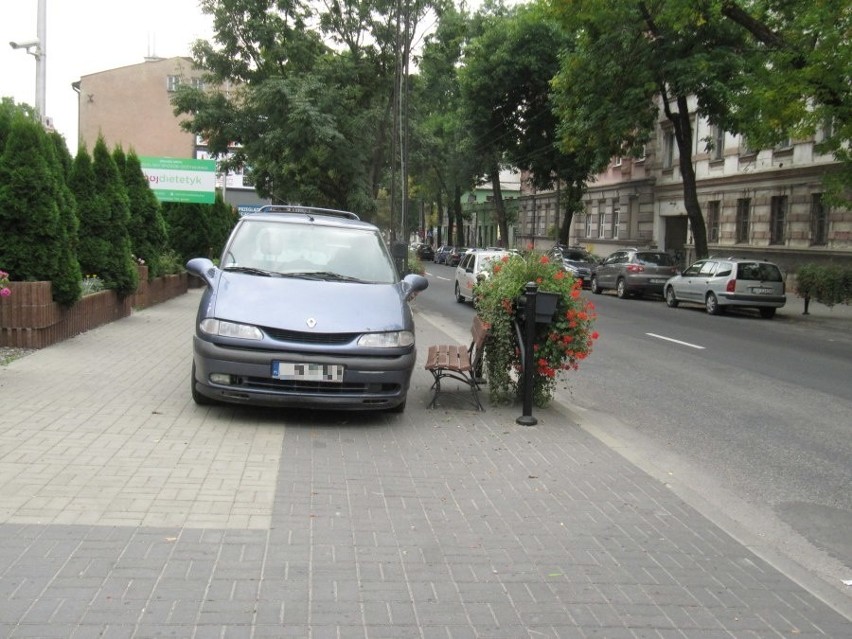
[0,106,81,305]
[120,150,169,278]
[795,264,852,308]
[474,251,598,407]
[71,138,138,297]
[162,192,237,264]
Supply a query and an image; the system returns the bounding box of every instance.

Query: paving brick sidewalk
[0,289,849,637]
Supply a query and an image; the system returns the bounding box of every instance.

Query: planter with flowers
[474,251,599,407]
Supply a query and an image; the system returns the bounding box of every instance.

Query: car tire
[705,292,722,315]
[665,287,679,308]
[759,307,776,319]
[616,278,629,299]
[590,276,602,294]
[191,362,215,405]
[455,281,465,303]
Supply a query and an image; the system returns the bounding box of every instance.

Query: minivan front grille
[262,327,358,345]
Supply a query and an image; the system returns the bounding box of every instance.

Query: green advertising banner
[140,157,217,204]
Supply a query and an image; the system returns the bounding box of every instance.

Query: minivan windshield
[222,220,398,284]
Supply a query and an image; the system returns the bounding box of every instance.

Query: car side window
[715,262,733,277]
[461,254,473,272]
[683,262,703,276]
[698,261,717,276]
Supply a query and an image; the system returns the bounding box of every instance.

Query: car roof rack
[254,204,360,221]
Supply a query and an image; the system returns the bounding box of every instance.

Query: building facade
[74,56,265,209]
[516,97,851,274]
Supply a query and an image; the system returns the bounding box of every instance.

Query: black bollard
[516,281,538,426]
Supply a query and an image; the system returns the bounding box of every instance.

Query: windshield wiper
[284,271,370,283]
[223,266,276,277]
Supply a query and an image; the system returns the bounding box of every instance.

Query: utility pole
[9,0,46,121]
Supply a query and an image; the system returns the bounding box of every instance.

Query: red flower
[539,255,550,264]
[554,271,565,280]
[591,331,599,340]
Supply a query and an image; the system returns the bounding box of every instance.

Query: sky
[2,0,213,149]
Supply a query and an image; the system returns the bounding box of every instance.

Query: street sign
[139,157,217,204]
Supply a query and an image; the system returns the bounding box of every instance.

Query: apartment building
[74,56,265,209]
[517,98,851,273]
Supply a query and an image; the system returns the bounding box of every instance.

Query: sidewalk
[0,289,848,637]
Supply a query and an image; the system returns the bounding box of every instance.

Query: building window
[584,212,592,238]
[613,157,622,167]
[710,125,724,161]
[706,201,720,243]
[663,129,675,169]
[735,198,750,243]
[769,196,787,244]
[598,208,606,239]
[740,136,755,156]
[612,207,620,239]
[167,75,204,92]
[810,193,828,245]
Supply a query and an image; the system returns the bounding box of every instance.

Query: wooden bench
[424,316,489,411]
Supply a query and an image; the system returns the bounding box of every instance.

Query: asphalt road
[419,262,852,591]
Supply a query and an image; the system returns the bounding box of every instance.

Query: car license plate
[651,278,667,284]
[752,287,773,294]
[273,362,344,382]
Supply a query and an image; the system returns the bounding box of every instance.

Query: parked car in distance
[433,245,453,264]
[414,243,435,261]
[447,246,470,267]
[547,244,597,288]
[454,249,511,303]
[590,248,678,298]
[663,257,786,318]
[186,204,428,413]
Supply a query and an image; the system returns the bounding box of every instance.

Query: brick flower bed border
[0,266,188,349]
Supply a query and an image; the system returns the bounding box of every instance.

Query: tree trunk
[489,160,510,247]
[670,95,708,259]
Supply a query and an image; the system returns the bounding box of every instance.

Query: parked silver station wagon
[186,205,428,412]
[663,258,786,318]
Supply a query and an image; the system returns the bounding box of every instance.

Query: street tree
[409,2,478,247]
[172,0,435,221]
[716,0,852,204]
[549,0,752,260]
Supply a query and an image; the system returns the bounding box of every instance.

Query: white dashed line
[646,332,706,350]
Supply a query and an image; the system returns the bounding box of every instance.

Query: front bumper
[192,336,416,410]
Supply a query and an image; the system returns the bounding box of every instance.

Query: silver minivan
[663,258,786,318]
[186,205,428,412]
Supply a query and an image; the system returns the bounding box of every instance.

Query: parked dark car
[434,245,454,264]
[590,248,678,298]
[547,244,597,288]
[663,258,786,318]
[415,243,435,261]
[447,246,470,267]
[186,205,428,413]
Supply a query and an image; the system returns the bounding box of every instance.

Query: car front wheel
[590,276,602,294]
[454,281,465,303]
[705,292,722,315]
[665,287,679,308]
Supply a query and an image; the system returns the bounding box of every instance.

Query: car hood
[211,272,410,333]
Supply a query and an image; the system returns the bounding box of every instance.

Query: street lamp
[9,0,46,119]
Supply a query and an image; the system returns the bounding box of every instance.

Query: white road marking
[646,332,706,350]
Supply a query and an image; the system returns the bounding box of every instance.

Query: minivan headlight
[199,318,263,340]
[358,331,415,348]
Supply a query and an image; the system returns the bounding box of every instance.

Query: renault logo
[306,318,317,328]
